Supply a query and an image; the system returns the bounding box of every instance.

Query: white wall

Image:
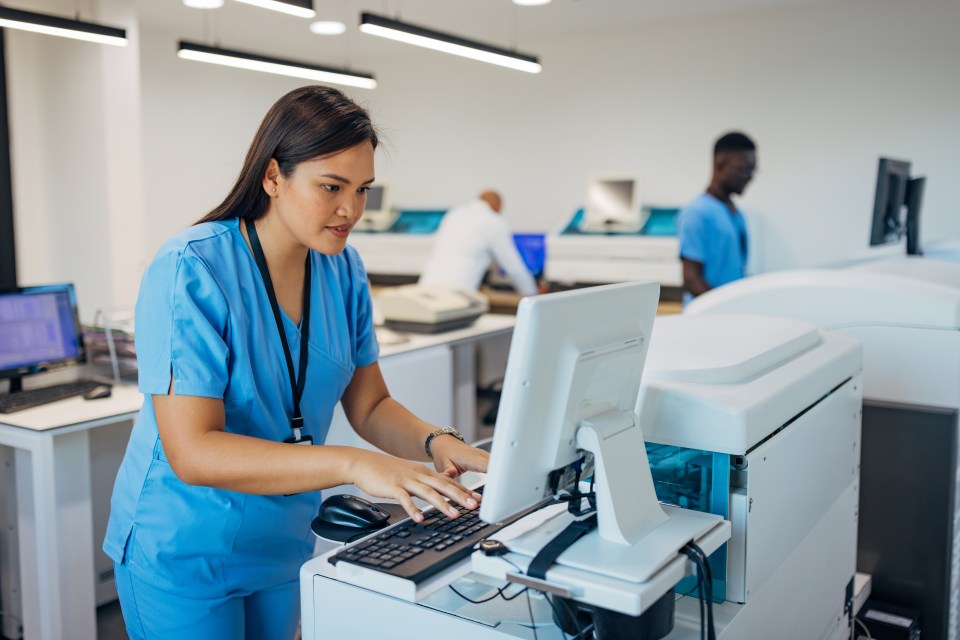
[8,0,960,314]
[7,0,144,319]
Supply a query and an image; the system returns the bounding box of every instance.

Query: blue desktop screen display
[0,289,81,372]
[513,234,547,278]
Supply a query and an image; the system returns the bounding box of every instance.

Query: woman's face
[265,141,375,255]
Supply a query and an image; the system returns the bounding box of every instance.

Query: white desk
[0,385,142,640]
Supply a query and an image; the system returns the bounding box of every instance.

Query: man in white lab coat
[418,190,538,296]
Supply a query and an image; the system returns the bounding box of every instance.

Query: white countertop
[0,383,143,432]
[377,313,515,358]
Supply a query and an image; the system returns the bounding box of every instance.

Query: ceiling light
[233,0,315,19]
[0,6,127,46]
[177,41,376,89]
[513,0,552,5]
[359,12,541,74]
[309,21,346,36]
[184,0,225,8]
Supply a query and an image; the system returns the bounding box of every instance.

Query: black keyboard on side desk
[0,380,104,414]
[329,489,526,585]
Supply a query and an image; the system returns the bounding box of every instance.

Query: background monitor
[580,177,643,234]
[0,283,86,392]
[869,157,925,255]
[355,183,396,232]
[480,281,666,545]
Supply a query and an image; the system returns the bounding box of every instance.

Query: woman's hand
[429,437,489,477]
[349,450,481,523]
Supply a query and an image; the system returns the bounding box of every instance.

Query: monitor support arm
[577,409,668,545]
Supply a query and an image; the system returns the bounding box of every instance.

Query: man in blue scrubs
[677,132,757,303]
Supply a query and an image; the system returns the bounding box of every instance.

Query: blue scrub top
[677,193,748,303]
[103,219,379,597]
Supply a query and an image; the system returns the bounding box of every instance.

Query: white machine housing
[545,233,682,288]
[685,261,960,640]
[638,314,863,639]
[347,233,435,282]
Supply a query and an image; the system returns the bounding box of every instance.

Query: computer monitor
[0,283,86,393]
[869,157,925,256]
[580,177,643,234]
[480,281,668,546]
[355,183,396,232]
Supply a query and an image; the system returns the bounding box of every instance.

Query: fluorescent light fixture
[233,0,315,19]
[359,12,541,74]
[309,20,346,36]
[0,6,127,46]
[184,0,225,8]
[177,41,376,89]
[513,0,552,5]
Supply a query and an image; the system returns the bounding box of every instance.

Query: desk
[0,385,142,640]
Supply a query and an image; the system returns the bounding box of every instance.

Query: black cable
[688,542,716,640]
[525,587,539,640]
[448,584,510,605]
[681,545,707,640]
[684,543,717,640]
[542,594,571,640]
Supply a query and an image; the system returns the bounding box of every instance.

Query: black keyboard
[329,488,526,584]
[0,380,105,414]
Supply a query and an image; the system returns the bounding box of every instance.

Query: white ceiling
[25,0,845,67]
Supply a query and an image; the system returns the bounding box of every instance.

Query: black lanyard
[245,218,312,445]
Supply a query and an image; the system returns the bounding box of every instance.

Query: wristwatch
[424,427,465,459]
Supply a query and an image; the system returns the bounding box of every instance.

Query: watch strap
[425,427,464,459]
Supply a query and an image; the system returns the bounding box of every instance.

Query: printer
[376,285,489,333]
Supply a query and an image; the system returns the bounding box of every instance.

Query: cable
[855,617,874,640]
[448,584,512,605]
[525,588,539,640]
[685,542,716,640]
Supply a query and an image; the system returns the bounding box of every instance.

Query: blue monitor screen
[513,233,546,278]
[0,287,82,373]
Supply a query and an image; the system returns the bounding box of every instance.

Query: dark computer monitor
[0,283,86,393]
[869,157,925,256]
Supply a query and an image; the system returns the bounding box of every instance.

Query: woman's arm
[340,362,489,475]
[154,381,479,521]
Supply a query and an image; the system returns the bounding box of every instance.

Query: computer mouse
[316,494,390,530]
[82,385,113,400]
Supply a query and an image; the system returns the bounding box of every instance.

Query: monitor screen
[0,284,85,378]
[355,184,396,232]
[580,178,642,233]
[512,233,546,279]
[480,281,666,544]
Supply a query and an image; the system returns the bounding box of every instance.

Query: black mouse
[83,385,113,400]
[312,494,390,541]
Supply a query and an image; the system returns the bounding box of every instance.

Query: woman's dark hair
[197,85,379,224]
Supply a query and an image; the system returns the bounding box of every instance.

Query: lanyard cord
[245,218,311,442]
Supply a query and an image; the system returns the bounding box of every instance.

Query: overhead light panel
[359,12,541,74]
[309,21,347,36]
[177,41,376,89]
[233,0,315,19]
[513,0,552,5]
[0,6,127,46]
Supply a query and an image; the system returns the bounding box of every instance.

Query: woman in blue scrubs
[103,86,488,639]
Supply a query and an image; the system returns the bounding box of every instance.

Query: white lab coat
[418,199,538,297]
